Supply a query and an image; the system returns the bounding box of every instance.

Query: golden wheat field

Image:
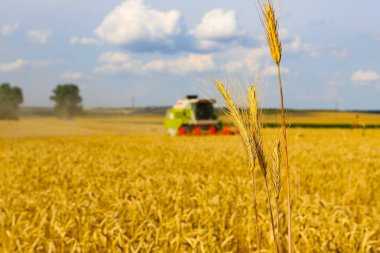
[1,115,380,252]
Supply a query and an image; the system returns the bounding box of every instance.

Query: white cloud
[222,60,246,73]
[195,40,222,51]
[95,0,181,49]
[94,1,250,53]
[69,36,101,46]
[0,23,19,37]
[27,30,52,45]
[95,53,215,75]
[221,47,266,73]
[144,54,215,75]
[284,36,320,58]
[191,9,243,41]
[94,64,126,74]
[61,71,86,80]
[262,66,289,76]
[286,36,302,51]
[0,58,53,73]
[99,51,130,64]
[220,46,289,76]
[191,9,245,51]
[222,47,266,72]
[0,59,26,73]
[351,70,380,84]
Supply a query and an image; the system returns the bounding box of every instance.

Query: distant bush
[0,83,23,120]
[50,84,82,119]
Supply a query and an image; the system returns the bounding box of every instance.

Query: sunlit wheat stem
[277,65,292,253]
[272,140,282,248]
[275,197,280,246]
[249,165,261,252]
[216,81,261,251]
[248,84,279,251]
[259,0,292,251]
[264,176,279,253]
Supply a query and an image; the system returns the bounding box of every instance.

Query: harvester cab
[164,95,233,136]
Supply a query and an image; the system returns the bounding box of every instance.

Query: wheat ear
[215,81,261,251]
[248,85,279,253]
[259,0,282,65]
[271,140,282,248]
[259,1,292,252]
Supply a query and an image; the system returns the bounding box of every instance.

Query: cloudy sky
[1,0,379,109]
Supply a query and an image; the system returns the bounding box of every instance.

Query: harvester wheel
[209,126,217,135]
[178,127,186,135]
[222,125,233,135]
[193,126,201,136]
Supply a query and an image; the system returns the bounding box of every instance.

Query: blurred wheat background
[1,119,379,252]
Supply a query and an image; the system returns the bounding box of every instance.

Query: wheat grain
[259,0,282,66]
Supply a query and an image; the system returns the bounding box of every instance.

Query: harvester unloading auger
[164,95,236,136]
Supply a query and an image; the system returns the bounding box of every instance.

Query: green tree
[0,83,23,120]
[50,84,82,118]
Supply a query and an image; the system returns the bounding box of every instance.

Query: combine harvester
[164,95,236,136]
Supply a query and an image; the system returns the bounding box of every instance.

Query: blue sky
[1,0,380,109]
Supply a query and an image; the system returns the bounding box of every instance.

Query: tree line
[0,83,82,120]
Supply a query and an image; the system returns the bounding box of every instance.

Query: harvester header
[164,95,234,136]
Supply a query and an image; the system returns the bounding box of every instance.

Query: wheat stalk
[248,85,266,176]
[258,1,292,252]
[271,140,282,247]
[216,81,280,252]
[248,84,279,253]
[271,141,282,200]
[215,81,261,251]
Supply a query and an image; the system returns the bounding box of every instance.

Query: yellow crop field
[0,116,165,138]
[221,111,380,126]
[1,117,380,252]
